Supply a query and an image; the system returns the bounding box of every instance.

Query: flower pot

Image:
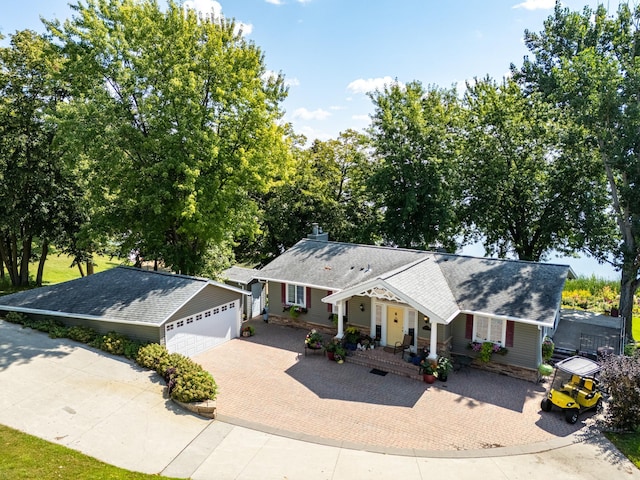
[345,343,357,351]
[438,374,448,382]
[327,351,335,361]
[423,374,436,384]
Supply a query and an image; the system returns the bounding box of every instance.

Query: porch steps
[347,349,423,381]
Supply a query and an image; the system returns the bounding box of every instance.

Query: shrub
[136,343,169,370]
[600,353,640,430]
[170,368,218,403]
[91,331,129,355]
[48,325,70,339]
[4,311,28,324]
[67,325,98,344]
[123,339,144,360]
[542,336,554,362]
[22,317,64,333]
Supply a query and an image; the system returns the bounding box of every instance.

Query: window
[473,315,506,345]
[286,283,306,306]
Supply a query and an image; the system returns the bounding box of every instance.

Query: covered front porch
[323,278,458,362]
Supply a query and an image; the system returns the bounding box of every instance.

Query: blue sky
[0,0,623,278]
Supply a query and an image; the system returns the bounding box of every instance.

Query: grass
[40,254,122,285]
[0,424,186,480]
[604,431,640,468]
[1,254,122,295]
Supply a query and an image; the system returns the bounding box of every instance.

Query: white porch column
[428,323,438,360]
[369,299,375,338]
[336,300,345,338]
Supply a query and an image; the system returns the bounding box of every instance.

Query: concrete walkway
[0,319,639,479]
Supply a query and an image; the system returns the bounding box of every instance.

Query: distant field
[41,254,123,285]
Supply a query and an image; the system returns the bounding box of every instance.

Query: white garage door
[165,300,238,357]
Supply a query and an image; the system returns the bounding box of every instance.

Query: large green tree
[461,76,610,261]
[367,81,461,250]
[0,29,78,286]
[515,1,640,338]
[237,129,379,263]
[48,0,291,275]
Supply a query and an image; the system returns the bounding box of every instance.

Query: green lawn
[604,431,640,468]
[0,424,186,480]
[40,254,122,285]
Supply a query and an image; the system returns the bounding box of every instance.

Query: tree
[514,2,640,339]
[367,81,461,250]
[460,76,610,261]
[238,130,379,263]
[47,0,291,275]
[0,29,76,286]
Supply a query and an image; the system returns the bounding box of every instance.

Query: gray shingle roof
[257,239,570,325]
[222,266,259,285]
[255,239,427,290]
[0,266,213,325]
[434,254,568,323]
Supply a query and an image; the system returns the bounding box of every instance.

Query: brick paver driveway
[194,321,592,452]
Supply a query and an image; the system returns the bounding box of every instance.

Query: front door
[386,305,404,346]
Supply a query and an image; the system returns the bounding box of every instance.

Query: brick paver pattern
[194,321,585,452]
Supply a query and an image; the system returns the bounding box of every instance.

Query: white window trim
[286,283,306,307]
[472,315,506,345]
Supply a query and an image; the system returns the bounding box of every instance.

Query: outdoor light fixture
[359,303,365,312]
[423,315,431,330]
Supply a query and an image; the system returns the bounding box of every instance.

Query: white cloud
[266,0,285,5]
[297,0,313,4]
[292,107,331,120]
[285,77,300,87]
[351,114,369,122]
[347,76,398,94]
[512,0,555,10]
[183,0,252,35]
[235,22,253,36]
[297,126,333,143]
[330,105,345,111]
[183,0,222,19]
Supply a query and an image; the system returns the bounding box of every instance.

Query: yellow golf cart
[540,356,603,424]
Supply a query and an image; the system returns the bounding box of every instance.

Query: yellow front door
[386,305,404,346]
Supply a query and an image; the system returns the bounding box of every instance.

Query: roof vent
[307,222,329,242]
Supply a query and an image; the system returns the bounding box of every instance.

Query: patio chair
[393,334,412,359]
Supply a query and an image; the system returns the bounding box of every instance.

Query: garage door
[165,300,238,357]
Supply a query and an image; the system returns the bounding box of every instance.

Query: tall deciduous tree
[238,129,378,263]
[367,81,461,250]
[514,2,640,339]
[48,0,291,275]
[461,76,610,261]
[0,29,76,286]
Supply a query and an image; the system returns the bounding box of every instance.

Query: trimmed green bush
[136,343,169,370]
[123,339,144,360]
[48,325,69,339]
[170,368,218,403]
[4,311,28,324]
[91,331,129,355]
[66,325,98,344]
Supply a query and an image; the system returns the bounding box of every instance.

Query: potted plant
[420,359,437,384]
[305,329,323,350]
[240,324,255,337]
[436,356,453,382]
[334,344,347,363]
[324,338,340,360]
[344,326,360,350]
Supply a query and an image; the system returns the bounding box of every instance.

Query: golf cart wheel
[565,409,579,424]
[596,398,603,414]
[541,398,552,412]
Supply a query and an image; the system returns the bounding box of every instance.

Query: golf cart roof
[555,356,601,377]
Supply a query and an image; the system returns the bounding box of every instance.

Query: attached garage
[0,266,248,357]
[165,299,239,357]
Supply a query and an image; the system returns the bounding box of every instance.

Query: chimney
[307,223,329,242]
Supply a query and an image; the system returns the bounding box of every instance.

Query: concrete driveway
[1,318,639,480]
